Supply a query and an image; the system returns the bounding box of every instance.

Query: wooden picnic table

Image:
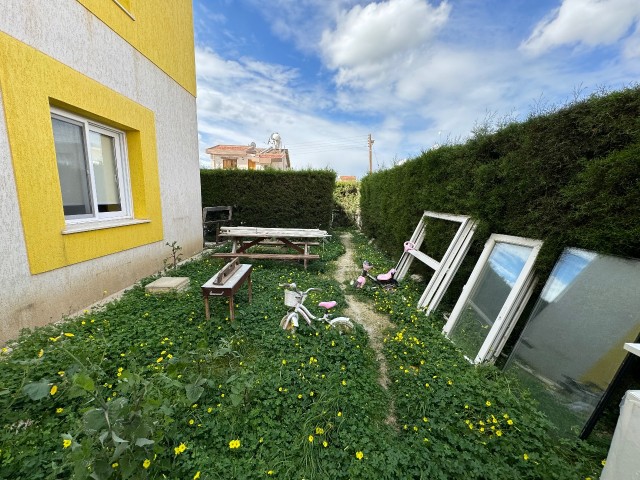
[212,226,330,269]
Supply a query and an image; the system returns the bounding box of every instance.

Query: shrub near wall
[201,169,336,229]
[333,181,360,227]
[361,86,640,284]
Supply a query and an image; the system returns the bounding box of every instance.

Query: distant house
[205,144,291,170]
[0,1,202,343]
[338,176,358,182]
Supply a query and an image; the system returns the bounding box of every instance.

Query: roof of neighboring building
[205,145,254,155]
[338,175,357,182]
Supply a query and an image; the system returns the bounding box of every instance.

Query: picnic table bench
[212,227,330,269]
[201,259,252,321]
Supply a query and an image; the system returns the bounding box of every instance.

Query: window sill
[62,218,150,235]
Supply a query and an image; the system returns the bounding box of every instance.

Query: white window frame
[442,234,543,364]
[395,211,477,315]
[51,107,133,227]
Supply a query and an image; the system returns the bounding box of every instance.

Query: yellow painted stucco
[76,0,197,96]
[0,32,163,274]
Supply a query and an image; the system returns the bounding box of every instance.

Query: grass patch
[0,232,608,479]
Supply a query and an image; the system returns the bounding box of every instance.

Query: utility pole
[368,133,374,174]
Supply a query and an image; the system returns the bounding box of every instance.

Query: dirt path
[334,233,395,392]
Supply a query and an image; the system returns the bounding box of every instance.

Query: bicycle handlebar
[279,283,322,294]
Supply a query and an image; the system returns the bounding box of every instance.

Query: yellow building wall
[76,0,196,96]
[0,32,163,274]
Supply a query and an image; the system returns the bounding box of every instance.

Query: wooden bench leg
[204,297,210,320]
[304,243,309,270]
[229,295,235,321]
[247,274,252,303]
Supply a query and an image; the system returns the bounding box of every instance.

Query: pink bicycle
[279,283,354,333]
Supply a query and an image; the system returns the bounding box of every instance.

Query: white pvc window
[395,211,477,315]
[51,108,132,224]
[443,234,543,364]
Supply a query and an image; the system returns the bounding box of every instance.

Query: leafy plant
[163,241,183,271]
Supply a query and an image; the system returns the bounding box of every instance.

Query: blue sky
[193,0,640,177]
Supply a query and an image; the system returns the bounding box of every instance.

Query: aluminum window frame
[442,234,543,364]
[51,107,133,225]
[395,211,477,315]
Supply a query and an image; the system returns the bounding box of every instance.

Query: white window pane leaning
[443,234,543,364]
[395,211,477,315]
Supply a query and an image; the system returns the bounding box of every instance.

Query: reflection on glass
[90,132,121,213]
[449,243,532,359]
[505,248,640,436]
[52,117,92,217]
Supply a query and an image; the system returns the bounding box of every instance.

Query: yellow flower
[229,439,241,449]
[62,439,72,448]
[64,332,74,337]
[143,459,151,469]
[337,411,342,417]
[193,471,201,479]
[323,441,328,447]
[174,442,187,455]
[267,471,274,475]
[308,435,314,443]
[310,391,314,396]
[189,419,195,425]
[496,430,503,437]
[341,380,347,386]
[56,408,64,414]
[485,400,491,407]
[601,459,606,466]
[111,462,119,468]
[315,427,324,435]
[156,357,164,363]
[282,359,287,365]
[507,419,514,425]
[37,349,44,358]
[50,385,58,396]
[207,407,213,413]
[355,451,364,460]
[523,453,529,461]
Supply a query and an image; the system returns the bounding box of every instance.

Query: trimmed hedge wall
[361,86,640,290]
[201,169,336,229]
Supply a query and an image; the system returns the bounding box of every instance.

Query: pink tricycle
[355,261,398,290]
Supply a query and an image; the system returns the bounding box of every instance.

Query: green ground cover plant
[0,233,608,479]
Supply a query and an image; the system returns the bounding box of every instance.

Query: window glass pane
[505,248,640,436]
[449,243,533,359]
[52,117,93,217]
[89,131,121,212]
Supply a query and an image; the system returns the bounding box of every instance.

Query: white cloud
[623,23,640,58]
[195,45,376,175]
[193,0,640,177]
[521,0,640,56]
[319,0,450,87]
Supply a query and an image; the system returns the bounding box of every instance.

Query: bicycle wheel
[280,312,299,331]
[328,317,354,334]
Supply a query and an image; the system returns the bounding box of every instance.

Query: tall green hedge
[332,181,360,227]
[201,169,336,229]
[361,86,640,289]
